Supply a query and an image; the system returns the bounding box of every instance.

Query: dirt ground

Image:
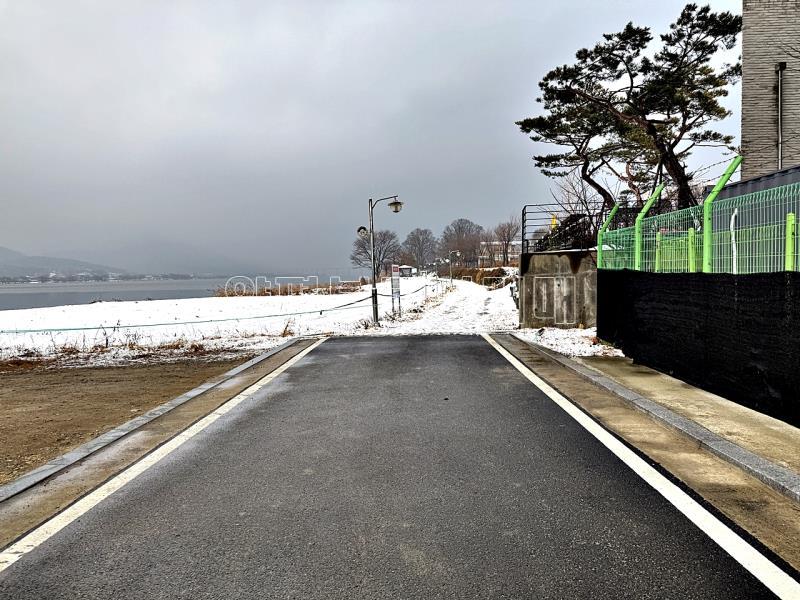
[0,357,249,485]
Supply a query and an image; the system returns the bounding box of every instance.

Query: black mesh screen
[597,270,800,427]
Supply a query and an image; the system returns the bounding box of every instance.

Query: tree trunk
[661,151,695,209]
[645,124,696,209]
[580,160,616,210]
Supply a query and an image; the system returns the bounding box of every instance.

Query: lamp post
[363,195,403,324]
[447,250,461,288]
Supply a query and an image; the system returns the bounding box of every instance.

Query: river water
[0,279,231,311]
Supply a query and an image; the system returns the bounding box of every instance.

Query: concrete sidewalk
[579,355,800,477]
[512,333,800,504]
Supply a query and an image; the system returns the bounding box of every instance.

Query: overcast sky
[0,0,740,275]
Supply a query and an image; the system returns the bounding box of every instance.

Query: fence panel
[640,206,703,273]
[601,227,635,270]
[711,183,800,274]
[599,182,800,275]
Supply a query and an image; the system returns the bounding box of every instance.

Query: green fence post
[702,155,743,273]
[597,202,620,269]
[634,183,666,271]
[786,212,796,271]
[655,232,663,272]
[687,227,697,273]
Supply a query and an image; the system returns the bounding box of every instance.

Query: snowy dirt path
[368,279,518,335]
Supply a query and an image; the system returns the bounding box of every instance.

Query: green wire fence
[640,205,704,273]
[600,226,636,270]
[597,156,799,275]
[709,183,800,274]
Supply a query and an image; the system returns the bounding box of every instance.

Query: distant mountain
[64,238,269,277]
[0,246,123,278]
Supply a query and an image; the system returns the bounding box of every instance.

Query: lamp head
[388,198,403,213]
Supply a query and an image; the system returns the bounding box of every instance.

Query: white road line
[0,337,327,574]
[481,333,800,599]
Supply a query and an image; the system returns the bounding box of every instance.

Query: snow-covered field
[0,276,519,365]
[0,274,621,366]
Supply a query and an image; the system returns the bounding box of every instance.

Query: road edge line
[481,333,800,599]
[0,337,327,574]
[509,332,800,504]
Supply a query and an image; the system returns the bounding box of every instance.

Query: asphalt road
[0,336,779,599]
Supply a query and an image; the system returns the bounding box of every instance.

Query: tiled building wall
[742,0,800,178]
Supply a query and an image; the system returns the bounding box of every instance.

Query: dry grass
[214,281,364,297]
[158,339,186,350]
[0,357,56,373]
[446,267,513,287]
[280,319,294,337]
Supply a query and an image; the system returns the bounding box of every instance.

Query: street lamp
[447,250,461,288]
[362,195,403,324]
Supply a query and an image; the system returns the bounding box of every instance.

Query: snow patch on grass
[515,327,623,358]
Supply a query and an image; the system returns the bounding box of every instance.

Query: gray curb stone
[507,333,800,505]
[0,338,305,504]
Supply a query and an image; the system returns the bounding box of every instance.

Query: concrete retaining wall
[519,250,597,328]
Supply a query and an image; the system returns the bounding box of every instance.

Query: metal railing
[521,204,549,253]
[522,204,606,253]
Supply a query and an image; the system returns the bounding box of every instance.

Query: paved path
[0,336,782,598]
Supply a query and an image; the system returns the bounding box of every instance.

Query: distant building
[742,0,800,178]
[478,240,521,267]
[398,265,417,277]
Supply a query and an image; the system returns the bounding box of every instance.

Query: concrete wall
[519,250,597,328]
[742,0,800,178]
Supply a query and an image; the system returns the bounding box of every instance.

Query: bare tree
[549,170,612,238]
[441,218,483,266]
[402,228,438,268]
[493,216,521,266]
[479,228,498,267]
[350,229,401,278]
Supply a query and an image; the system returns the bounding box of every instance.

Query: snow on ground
[514,327,623,358]
[0,276,519,365]
[370,279,518,335]
[0,273,618,366]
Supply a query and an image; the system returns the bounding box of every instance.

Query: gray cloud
[0,0,740,275]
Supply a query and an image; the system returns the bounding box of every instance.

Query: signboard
[391,264,401,316]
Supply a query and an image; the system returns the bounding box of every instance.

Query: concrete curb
[508,333,800,505]
[0,338,305,504]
